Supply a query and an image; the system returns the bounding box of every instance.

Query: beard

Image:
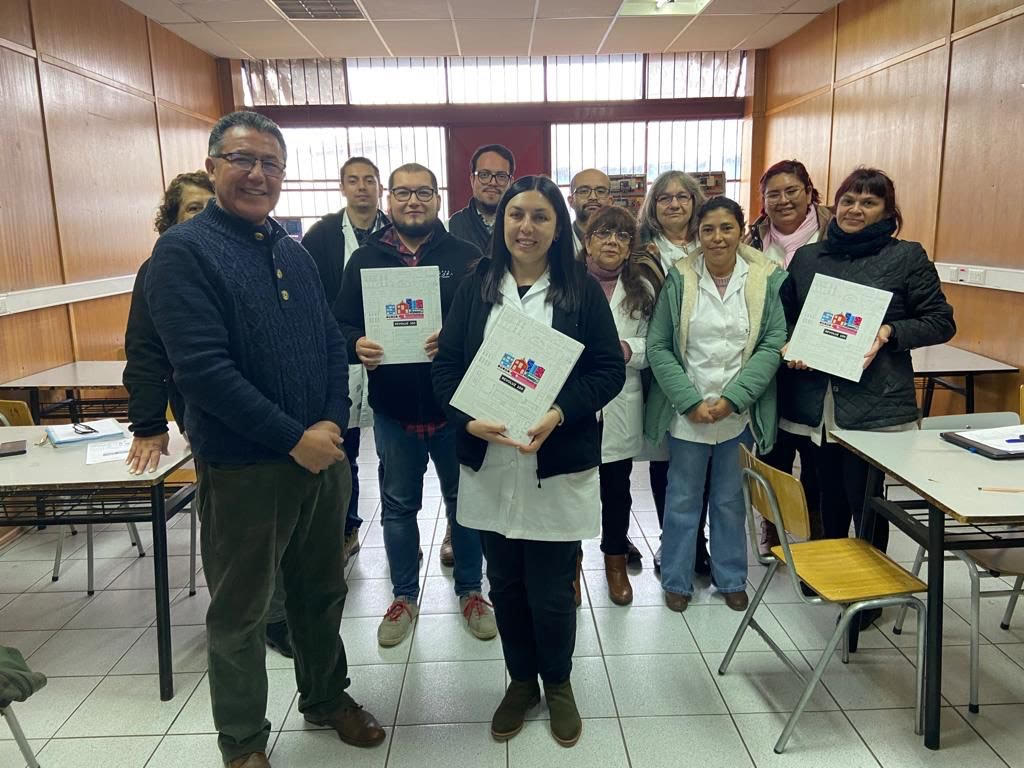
[393,218,435,238]
[476,197,498,215]
[574,206,591,224]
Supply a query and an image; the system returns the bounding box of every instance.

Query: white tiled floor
[2,432,1023,767]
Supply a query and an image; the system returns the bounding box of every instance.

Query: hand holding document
[784,274,893,382]
[450,306,584,446]
[361,266,442,365]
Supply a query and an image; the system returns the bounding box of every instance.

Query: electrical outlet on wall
[968,268,986,285]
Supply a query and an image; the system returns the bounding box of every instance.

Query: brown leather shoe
[573,549,583,607]
[227,753,270,768]
[723,591,749,612]
[604,554,633,606]
[758,519,781,556]
[305,704,386,748]
[440,520,455,567]
[664,590,689,613]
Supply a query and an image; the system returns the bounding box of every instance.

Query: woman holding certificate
[645,197,787,614]
[779,169,955,612]
[432,175,624,747]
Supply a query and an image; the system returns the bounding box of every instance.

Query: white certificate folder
[784,274,893,383]
[449,306,584,445]
[361,266,442,365]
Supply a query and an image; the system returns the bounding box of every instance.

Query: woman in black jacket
[432,175,624,748]
[781,168,955,613]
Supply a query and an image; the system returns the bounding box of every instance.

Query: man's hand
[467,419,522,447]
[309,420,342,439]
[289,429,344,474]
[863,324,892,370]
[781,342,812,371]
[706,398,734,422]
[519,408,561,454]
[126,433,169,475]
[356,336,384,370]
[686,402,716,424]
[424,331,440,360]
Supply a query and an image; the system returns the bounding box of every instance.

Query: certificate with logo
[361,266,442,365]
[784,274,893,382]
[450,306,584,445]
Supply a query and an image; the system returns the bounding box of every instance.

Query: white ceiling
[122,0,839,60]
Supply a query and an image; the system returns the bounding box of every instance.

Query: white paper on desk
[948,425,1024,455]
[361,266,442,365]
[85,437,132,464]
[784,274,893,382]
[449,306,584,445]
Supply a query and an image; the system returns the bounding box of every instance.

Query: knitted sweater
[145,203,350,464]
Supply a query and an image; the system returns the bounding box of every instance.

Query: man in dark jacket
[334,162,495,649]
[447,143,515,254]
[301,156,390,561]
[146,111,385,768]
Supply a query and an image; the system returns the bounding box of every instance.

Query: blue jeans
[661,427,753,597]
[343,427,362,535]
[373,413,482,601]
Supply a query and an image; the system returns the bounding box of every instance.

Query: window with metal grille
[273,126,450,237]
[646,52,747,98]
[346,57,448,104]
[447,57,545,103]
[546,55,645,101]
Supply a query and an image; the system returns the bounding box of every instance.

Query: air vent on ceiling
[272,0,364,20]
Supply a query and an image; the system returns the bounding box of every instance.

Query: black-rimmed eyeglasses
[391,187,437,202]
[473,170,512,185]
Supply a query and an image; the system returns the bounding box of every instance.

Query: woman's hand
[781,342,812,371]
[424,331,440,360]
[466,419,522,448]
[686,402,716,424]
[862,324,892,370]
[355,336,384,370]
[518,408,561,454]
[126,433,169,475]
[706,398,734,422]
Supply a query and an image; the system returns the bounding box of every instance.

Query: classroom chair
[719,445,927,754]
[890,411,1024,713]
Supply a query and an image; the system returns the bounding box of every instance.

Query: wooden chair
[891,411,1024,713]
[719,445,928,754]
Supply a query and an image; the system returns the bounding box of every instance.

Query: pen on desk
[978,487,1024,493]
[1005,436,1024,444]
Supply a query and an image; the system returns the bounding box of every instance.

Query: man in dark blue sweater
[146,111,385,768]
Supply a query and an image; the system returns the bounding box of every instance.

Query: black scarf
[822,216,897,258]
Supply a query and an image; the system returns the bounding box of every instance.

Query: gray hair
[208,110,287,162]
[637,170,707,244]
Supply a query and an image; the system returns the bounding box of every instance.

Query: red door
[446,124,550,215]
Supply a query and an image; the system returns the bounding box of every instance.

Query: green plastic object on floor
[0,645,47,705]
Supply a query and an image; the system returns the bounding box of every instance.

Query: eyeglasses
[391,187,437,202]
[572,186,610,200]
[655,192,692,206]
[764,186,808,204]
[211,152,286,179]
[473,170,511,185]
[591,229,632,244]
[72,423,98,435]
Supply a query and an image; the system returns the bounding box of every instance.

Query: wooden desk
[831,428,1024,750]
[0,362,129,423]
[912,344,1018,415]
[0,424,194,701]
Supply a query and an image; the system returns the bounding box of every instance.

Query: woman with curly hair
[153,170,215,235]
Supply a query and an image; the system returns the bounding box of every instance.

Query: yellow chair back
[0,400,34,427]
[739,444,812,540]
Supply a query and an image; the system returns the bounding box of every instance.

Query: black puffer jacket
[779,237,955,430]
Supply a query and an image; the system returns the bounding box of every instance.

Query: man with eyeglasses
[334,163,495,649]
[302,156,391,563]
[146,111,386,768]
[448,143,515,255]
[568,168,613,255]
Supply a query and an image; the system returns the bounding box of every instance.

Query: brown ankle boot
[573,550,582,607]
[604,554,633,605]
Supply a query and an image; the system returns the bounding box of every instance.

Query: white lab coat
[600,276,652,463]
[341,209,379,429]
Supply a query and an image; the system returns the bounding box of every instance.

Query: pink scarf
[586,259,623,301]
[764,206,819,267]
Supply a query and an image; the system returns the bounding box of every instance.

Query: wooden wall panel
[0,47,62,291]
[0,0,32,47]
[39,61,163,283]
[158,105,213,185]
[954,0,1024,31]
[0,307,73,383]
[69,293,132,360]
[30,0,152,93]
[829,48,947,253]
[149,20,220,119]
[836,0,952,80]
[766,9,835,111]
[935,14,1024,268]
[763,91,833,208]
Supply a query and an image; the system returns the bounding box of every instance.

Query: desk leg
[923,377,935,417]
[66,389,79,423]
[28,390,41,425]
[924,504,944,749]
[965,374,975,414]
[150,483,174,701]
[848,465,884,654]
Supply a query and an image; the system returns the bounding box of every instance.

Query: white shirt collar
[499,268,551,305]
[697,251,748,301]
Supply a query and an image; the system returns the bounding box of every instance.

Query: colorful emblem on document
[818,310,862,338]
[385,298,426,325]
[498,353,545,391]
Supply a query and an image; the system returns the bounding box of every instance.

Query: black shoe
[625,537,643,565]
[694,541,711,576]
[857,607,883,632]
[265,620,293,658]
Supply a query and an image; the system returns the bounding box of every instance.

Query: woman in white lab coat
[432,175,624,748]
[581,205,664,606]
